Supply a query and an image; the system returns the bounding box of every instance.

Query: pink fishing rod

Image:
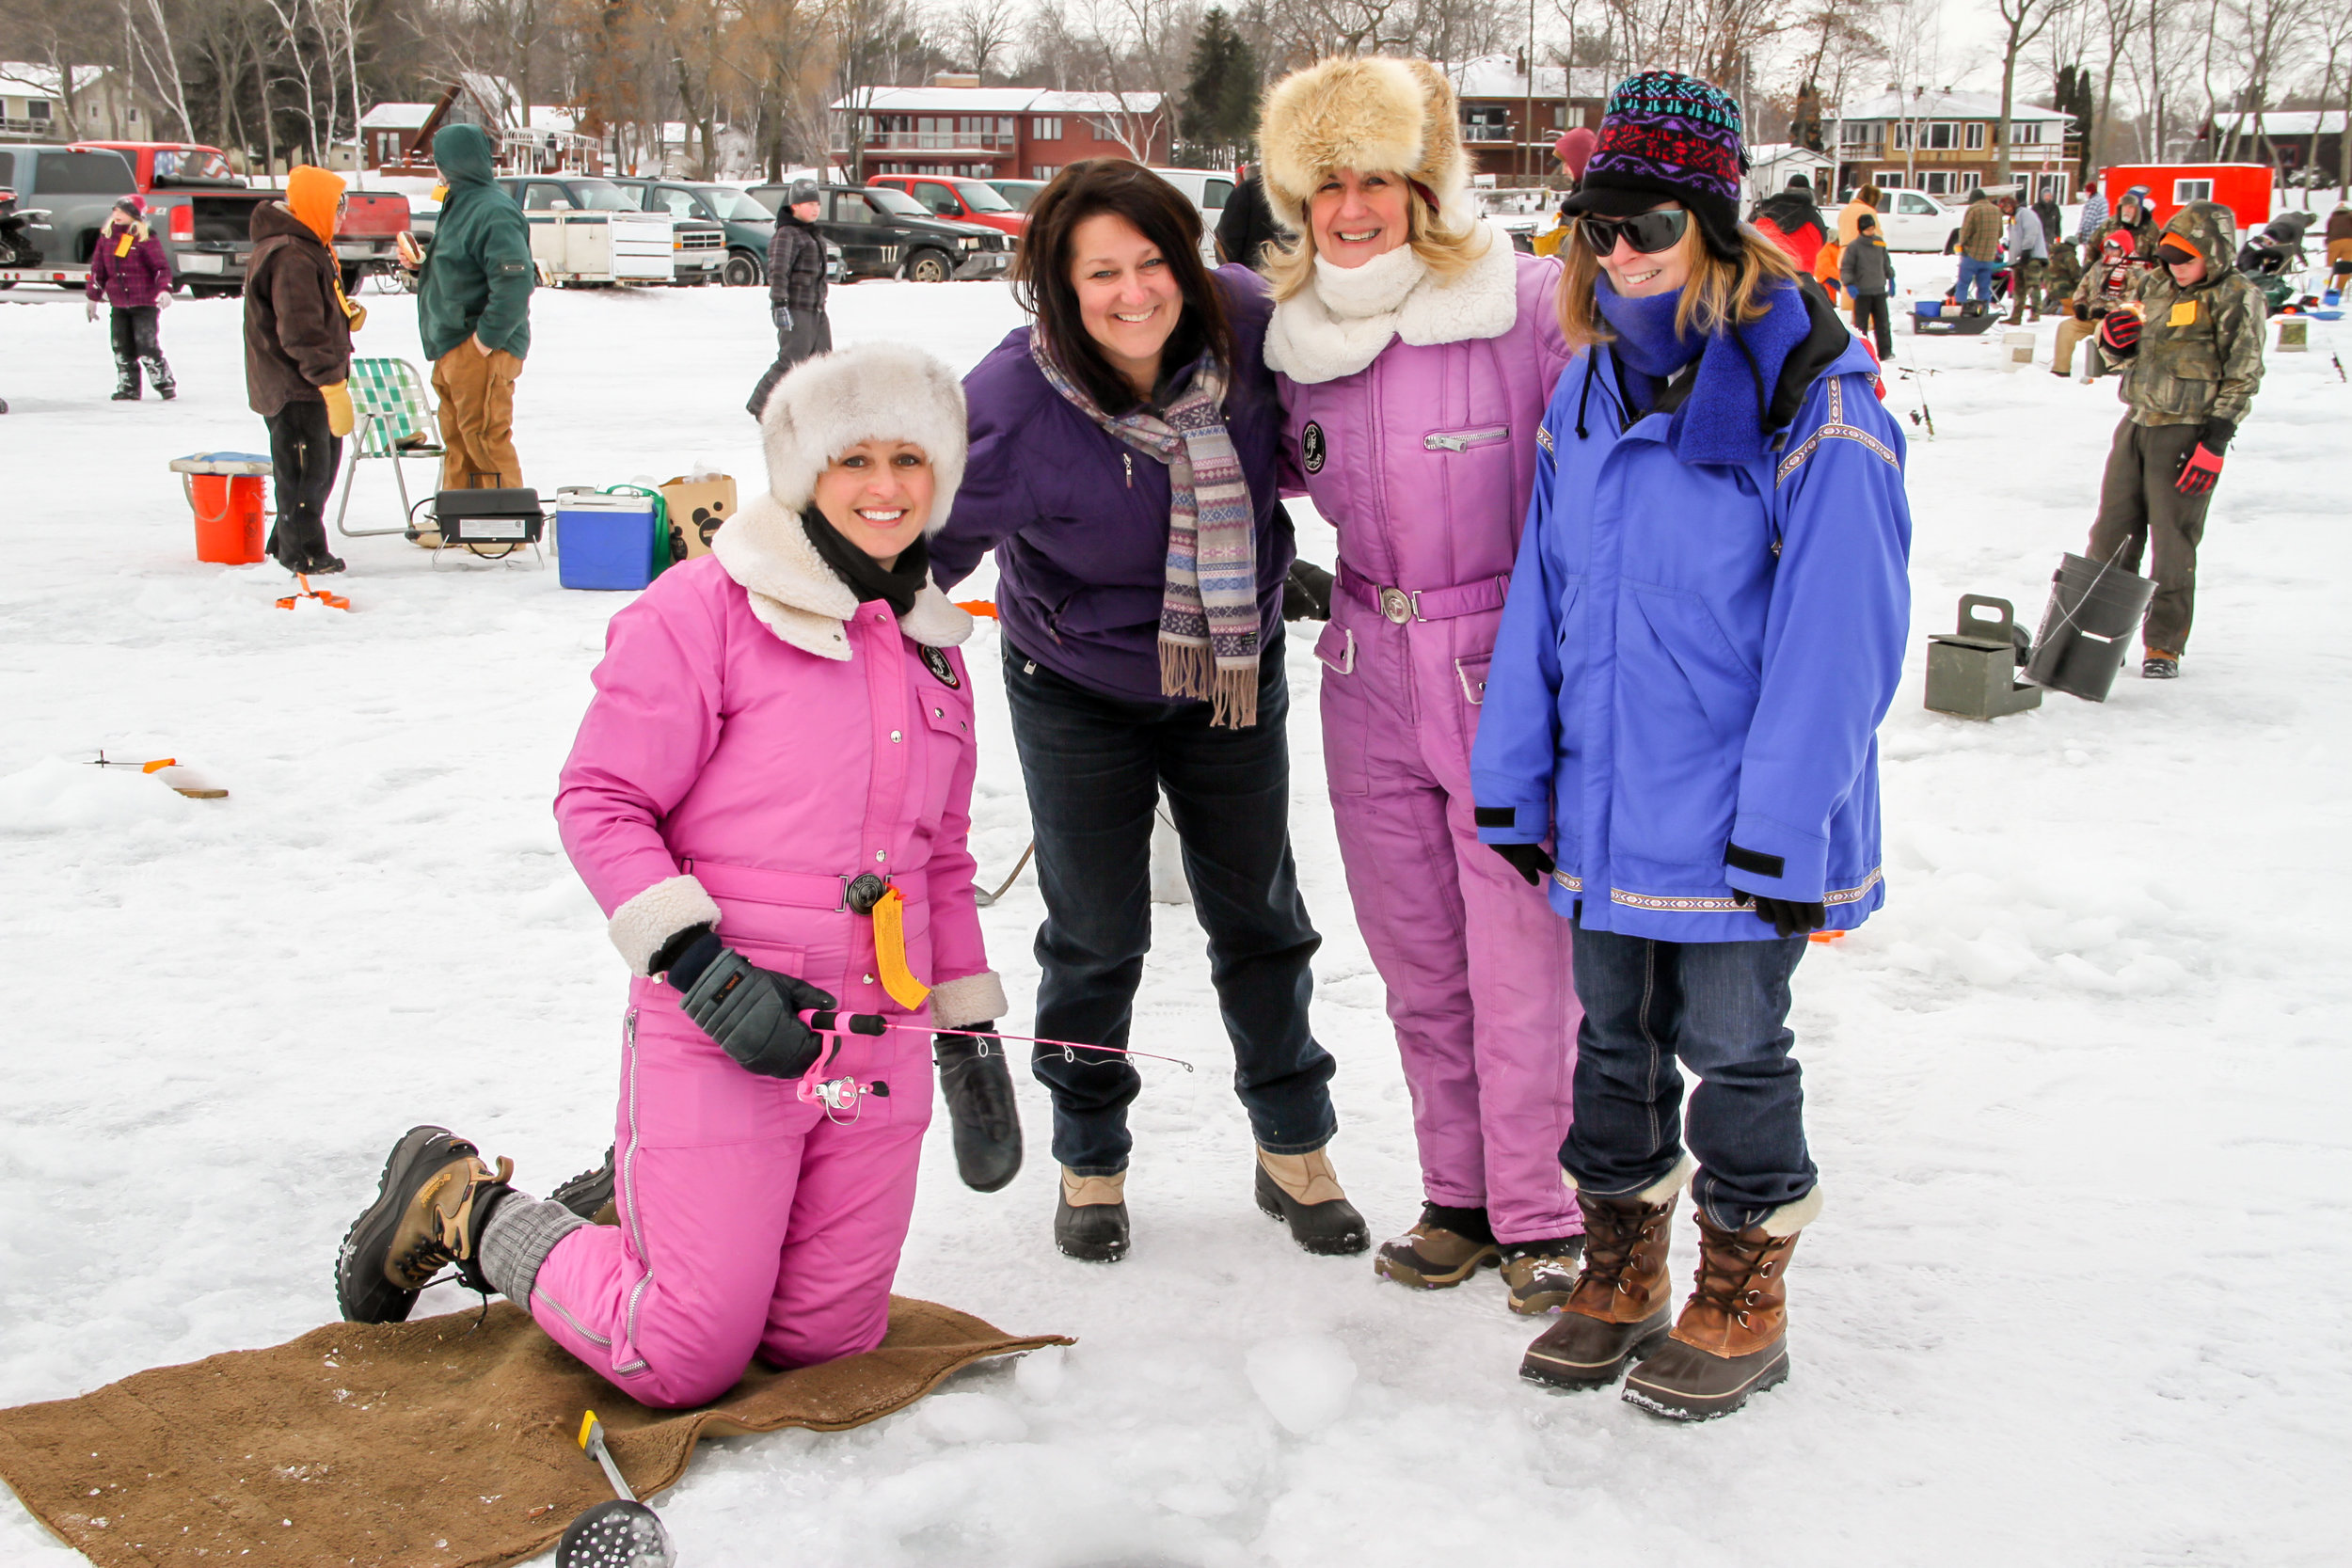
[799,1010,1196,1071]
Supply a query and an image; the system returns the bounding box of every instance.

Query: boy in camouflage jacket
[2086,201,2265,678]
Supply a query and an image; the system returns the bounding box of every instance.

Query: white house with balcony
[0,63,142,143]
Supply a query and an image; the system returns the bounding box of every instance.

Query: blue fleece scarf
[1594,277,1816,466]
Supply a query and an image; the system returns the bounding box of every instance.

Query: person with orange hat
[244,166,365,575]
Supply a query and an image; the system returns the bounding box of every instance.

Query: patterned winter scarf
[1028,334,1262,727]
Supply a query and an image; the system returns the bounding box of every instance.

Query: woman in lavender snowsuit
[1257,57,1584,1311]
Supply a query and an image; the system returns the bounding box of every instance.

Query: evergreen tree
[2053,64,2096,187]
[1180,8,1260,162]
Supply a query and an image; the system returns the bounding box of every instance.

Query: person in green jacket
[405,123,534,496]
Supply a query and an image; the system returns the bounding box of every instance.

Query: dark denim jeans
[1561,921,1817,1230]
[1956,255,1998,304]
[1004,641,1337,1175]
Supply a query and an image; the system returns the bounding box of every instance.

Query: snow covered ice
[2,269,2347,1564]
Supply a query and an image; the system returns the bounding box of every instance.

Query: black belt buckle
[845,872,889,915]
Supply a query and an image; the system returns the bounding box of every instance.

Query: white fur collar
[710,492,970,660]
[1265,218,1518,385]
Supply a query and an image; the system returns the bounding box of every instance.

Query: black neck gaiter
[800,505,930,618]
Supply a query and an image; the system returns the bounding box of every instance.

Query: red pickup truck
[73,140,410,296]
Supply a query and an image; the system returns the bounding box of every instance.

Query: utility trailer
[522,208,676,287]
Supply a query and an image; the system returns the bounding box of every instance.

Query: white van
[1148,166,1235,263]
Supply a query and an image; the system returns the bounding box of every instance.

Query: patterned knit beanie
[1565,70,1747,259]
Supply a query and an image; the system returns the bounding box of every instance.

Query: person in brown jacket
[1954,187,2003,309]
[245,166,359,575]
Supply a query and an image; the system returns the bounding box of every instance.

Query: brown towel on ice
[0,1296,1066,1568]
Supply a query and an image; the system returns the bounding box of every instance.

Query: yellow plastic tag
[115,230,134,257]
[871,887,931,1010]
[2169,300,2199,326]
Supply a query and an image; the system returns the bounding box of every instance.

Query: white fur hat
[756,341,968,533]
[1258,56,1477,236]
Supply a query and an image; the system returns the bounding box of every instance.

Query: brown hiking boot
[1622,1191,1818,1421]
[1519,1159,1690,1390]
[334,1125,512,1323]
[1373,1203,1498,1289]
[1499,1237,1584,1315]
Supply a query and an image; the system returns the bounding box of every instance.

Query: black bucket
[2024,551,2156,702]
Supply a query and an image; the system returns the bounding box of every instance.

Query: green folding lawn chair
[334,357,445,538]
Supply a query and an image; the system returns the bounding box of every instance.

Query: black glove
[1282,558,1334,622]
[1489,842,1555,888]
[1731,888,1827,939]
[2194,417,2236,457]
[677,944,837,1079]
[771,303,794,331]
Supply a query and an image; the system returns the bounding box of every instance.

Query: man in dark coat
[245,166,356,576]
[745,179,831,418]
[412,123,534,492]
[1215,168,1281,270]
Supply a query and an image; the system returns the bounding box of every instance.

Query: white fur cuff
[608,874,723,975]
[929,970,1009,1029]
[1760,1185,1823,1237]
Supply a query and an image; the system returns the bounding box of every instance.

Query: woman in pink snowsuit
[1258,57,1582,1311]
[332,343,1008,1408]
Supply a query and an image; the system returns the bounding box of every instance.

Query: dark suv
[499,174,726,284]
[608,178,785,287]
[747,182,1009,282]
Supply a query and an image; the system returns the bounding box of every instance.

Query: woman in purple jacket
[1258,56,1582,1314]
[932,159,1364,1266]
[86,196,177,401]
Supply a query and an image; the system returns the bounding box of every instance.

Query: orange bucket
[190,474,267,563]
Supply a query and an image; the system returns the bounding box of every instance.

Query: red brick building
[834,78,1169,182]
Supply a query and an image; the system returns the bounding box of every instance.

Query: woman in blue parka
[1470,71,1911,1422]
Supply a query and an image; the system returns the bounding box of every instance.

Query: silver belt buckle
[1378,585,1413,624]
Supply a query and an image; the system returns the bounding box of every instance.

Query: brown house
[1833,88,2074,201]
[833,77,1168,182]
[1441,56,1611,184]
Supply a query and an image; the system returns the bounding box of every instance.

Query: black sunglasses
[1577,207,1690,258]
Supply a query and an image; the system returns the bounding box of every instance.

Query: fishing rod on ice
[792,1009,1195,1121]
[1893,290,1938,438]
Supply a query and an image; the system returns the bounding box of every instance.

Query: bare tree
[1993,0,2074,182]
[951,0,1022,79]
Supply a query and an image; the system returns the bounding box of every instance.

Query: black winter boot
[1254,1148,1369,1256]
[144,356,176,400]
[549,1145,619,1227]
[935,1032,1023,1192]
[111,356,140,401]
[1055,1168,1129,1261]
[335,1125,512,1323]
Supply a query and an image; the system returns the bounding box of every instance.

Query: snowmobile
[0,187,49,270]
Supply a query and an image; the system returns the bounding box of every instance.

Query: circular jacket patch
[920,645,961,689]
[1301,421,1327,474]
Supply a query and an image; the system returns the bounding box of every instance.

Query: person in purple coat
[86,196,177,401]
[932,158,1364,1267]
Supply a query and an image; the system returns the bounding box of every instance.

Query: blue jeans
[1561,921,1816,1230]
[1004,641,1337,1175]
[1956,255,1997,303]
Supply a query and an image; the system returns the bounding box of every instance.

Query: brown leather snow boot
[1518,1160,1689,1390]
[1622,1192,1817,1421]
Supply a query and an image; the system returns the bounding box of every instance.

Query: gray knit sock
[478,1193,590,1302]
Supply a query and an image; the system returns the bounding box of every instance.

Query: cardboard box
[660,474,737,561]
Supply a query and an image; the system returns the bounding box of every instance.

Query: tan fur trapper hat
[756,341,967,532]
[1258,56,1475,235]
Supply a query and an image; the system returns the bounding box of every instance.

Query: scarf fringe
[1159,640,1260,729]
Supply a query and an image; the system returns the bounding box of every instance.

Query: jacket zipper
[1122,451,1133,487]
[1424,425,1510,452]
